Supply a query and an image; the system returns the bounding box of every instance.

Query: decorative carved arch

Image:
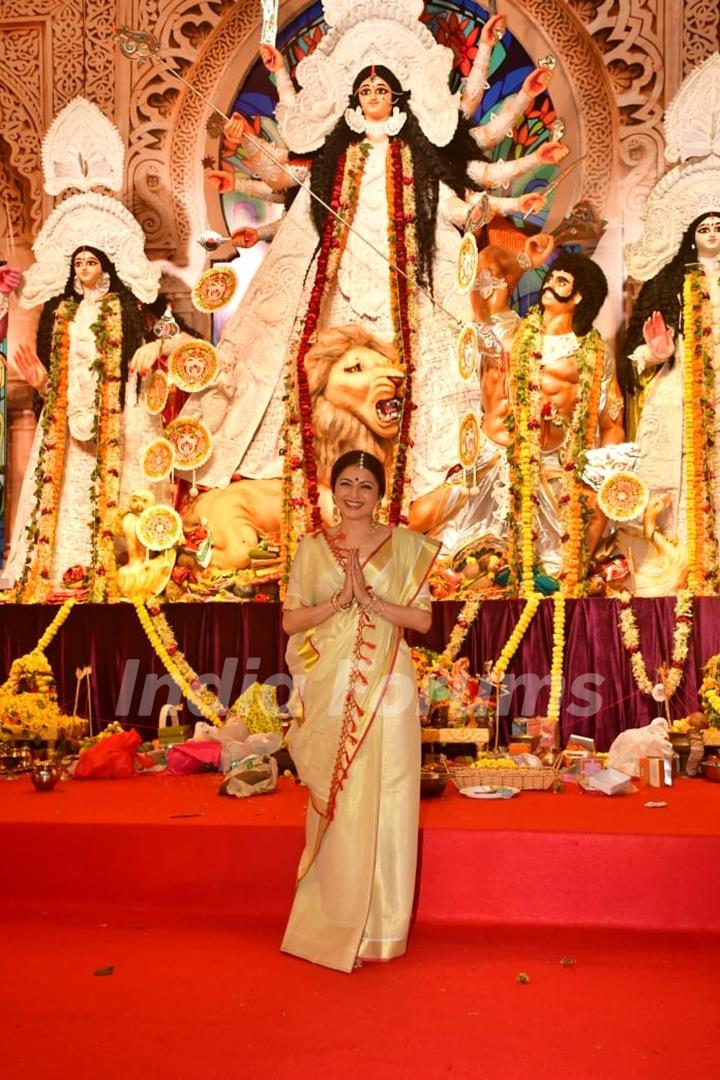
[0,53,45,239]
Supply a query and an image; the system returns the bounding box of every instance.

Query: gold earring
[331,501,341,526]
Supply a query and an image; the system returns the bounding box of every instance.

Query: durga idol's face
[695,216,720,259]
[357,76,394,122]
[73,250,104,290]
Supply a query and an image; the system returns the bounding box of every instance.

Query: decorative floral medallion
[457,232,478,293]
[143,369,169,415]
[457,324,479,380]
[597,470,649,522]
[458,411,480,469]
[142,437,175,482]
[136,504,183,551]
[164,417,212,470]
[191,265,238,312]
[169,340,219,392]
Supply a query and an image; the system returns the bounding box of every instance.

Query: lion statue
[183,324,405,570]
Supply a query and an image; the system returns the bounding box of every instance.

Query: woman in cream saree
[281,452,439,973]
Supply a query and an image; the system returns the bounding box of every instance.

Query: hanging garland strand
[282,142,371,578]
[616,589,693,699]
[14,301,75,601]
[547,594,566,723]
[385,138,419,526]
[281,139,419,577]
[682,269,718,593]
[134,601,227,726]
[506,310,603,597]
[438,597,483,667]
[488,592,542,682]
[37,598,76,651]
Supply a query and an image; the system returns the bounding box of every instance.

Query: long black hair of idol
[621,212,719,393]
[35,246,147,409]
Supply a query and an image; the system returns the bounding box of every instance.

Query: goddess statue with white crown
[620,52,720,596]
[182,0,567,568]
[1,100,195,603]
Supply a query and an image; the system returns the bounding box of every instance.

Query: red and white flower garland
[616,588,693,698]
[281,138,419,584]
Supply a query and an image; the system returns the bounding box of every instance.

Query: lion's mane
[304,324,401,484]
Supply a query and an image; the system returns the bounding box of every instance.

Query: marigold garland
[88,295,123,601]
[134,602,280,729]
[0,599,77,741]
[546,594,565,723]
[385,138,419,526]
[488,592,542,682]
[616,588,693,698]
[14,296,124,602]
[682,269,717,593]
[134,600,227,726]
[37,598,76,650]
[506,310,604,598]
[15,300,75,601]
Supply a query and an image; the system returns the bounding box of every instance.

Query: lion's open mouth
[376,397,402,424]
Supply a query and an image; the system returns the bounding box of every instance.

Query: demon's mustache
[541,285,574,305]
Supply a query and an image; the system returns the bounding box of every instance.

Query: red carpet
[2,912,718,1080]
[3,774,720,930]
[2,774,720,1078]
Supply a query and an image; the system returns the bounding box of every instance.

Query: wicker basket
[449,764,558,791]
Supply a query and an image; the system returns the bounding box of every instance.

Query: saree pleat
[281,527,438,972]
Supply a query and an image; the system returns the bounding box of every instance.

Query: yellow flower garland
[15,303,74,601]
[134,600,225,726]
[699,653,720,727]
[134,602,279,730]
[508,312,603,597]
[37,598,76,650]
[488,592,542,682]
[682,281,699,590]
[547,594,565,722]
[682,270,717,593]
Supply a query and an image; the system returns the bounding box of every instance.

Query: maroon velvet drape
[1,599,716,748]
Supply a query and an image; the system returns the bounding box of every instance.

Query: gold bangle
[362,592,384,616]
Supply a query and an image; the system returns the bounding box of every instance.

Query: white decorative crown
[20,96,160,307]
[20,192,160,308]
[41,98,125,196]
[664,52,720,163]
[276,0,459,152]
[624,156,720,280]
[625,53,720,281]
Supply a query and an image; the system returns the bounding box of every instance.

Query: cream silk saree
[282,527,439,972]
